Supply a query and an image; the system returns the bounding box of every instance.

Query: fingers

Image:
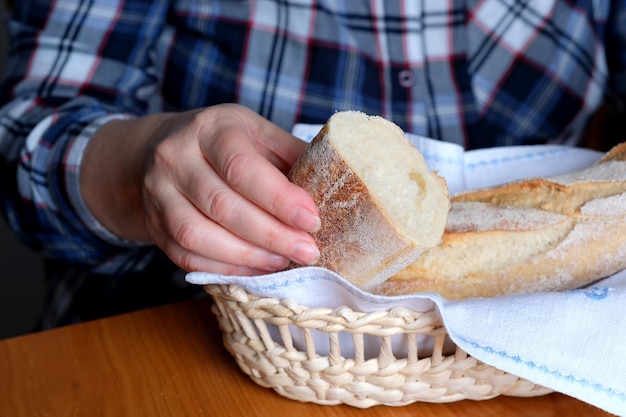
[202,106,321,234]
[174,148,320,266]
[142,104,322,274]
[145,182,291,273]
[214,147,321,233]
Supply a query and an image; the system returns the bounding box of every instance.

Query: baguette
[288,111,449,290]
[374,142,626,299]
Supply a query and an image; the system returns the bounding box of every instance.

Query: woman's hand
[81,104,320,275]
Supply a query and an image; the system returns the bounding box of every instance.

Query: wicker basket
[205,283,552,408]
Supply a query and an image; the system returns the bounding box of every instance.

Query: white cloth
[187,128,626,416]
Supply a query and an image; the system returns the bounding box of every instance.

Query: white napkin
[187,127,626,416]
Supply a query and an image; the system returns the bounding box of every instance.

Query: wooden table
[0,297,612,417]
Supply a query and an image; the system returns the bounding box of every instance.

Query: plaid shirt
[0,0,623,275]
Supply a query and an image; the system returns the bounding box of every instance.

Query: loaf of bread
[374,142,626,299]
[288,111,449,290]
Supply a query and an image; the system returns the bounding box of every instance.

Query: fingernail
[266,253,289,270]
[292,242,320,266]
[292,208,321,233]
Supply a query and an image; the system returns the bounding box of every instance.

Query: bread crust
[288,111,449,290]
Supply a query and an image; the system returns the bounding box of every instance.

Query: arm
[0,0,168,272]
[0,0,319,274]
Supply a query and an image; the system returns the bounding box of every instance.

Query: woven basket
[205,284,552,408]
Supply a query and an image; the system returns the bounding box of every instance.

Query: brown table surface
[0,297,613,417]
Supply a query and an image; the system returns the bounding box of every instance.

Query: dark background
[0,0,46,339]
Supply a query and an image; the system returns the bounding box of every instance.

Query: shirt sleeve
[0,0,169,273]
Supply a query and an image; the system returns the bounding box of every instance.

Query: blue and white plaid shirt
[0,0,623,275]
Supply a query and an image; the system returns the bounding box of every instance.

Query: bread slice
[288,111,449,290]
[374,142,626,299]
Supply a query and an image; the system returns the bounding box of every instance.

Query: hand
[81,104,321,275]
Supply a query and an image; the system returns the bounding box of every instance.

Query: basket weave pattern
[205,284,551,408]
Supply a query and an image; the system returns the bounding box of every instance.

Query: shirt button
[398,69,415,88]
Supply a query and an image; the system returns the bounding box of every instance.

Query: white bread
[288,111,449,290]
[374,142,626,299]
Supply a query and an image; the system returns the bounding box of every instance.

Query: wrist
[79,112,176,243]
